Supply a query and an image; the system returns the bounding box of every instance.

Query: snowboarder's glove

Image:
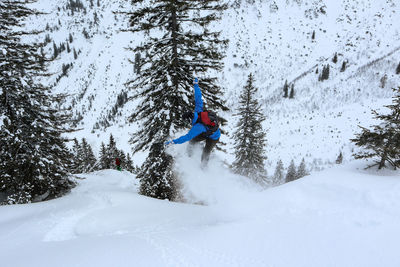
[194,78,198,84]
[165,140,174,146]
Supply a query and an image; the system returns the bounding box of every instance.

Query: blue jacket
[173,82,221,144]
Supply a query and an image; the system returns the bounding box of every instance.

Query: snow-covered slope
[28,0,400,170]
[1,163,399,267]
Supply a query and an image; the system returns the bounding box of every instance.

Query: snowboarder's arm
[194,78,203,113]
[172,124,206,144]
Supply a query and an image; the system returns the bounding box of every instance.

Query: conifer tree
[272,159,284,185]
[283,80,289,98]
[289,84,295,99]
[296,158,309,179]
[126,153,135,173]
[81,138,96,172]
[53,41,58,59]
[396,62,400,75]
[332,53,338,64]
[124,0,228,200]
[99,142,109,169]
[311,30,315,40]
[320,64,330,81]
[232,74,267,184]
[285,160,297,183]
[0,1,74,204]
[351,88,400,169]
[138,143,178,200]
[107,134,119,167]
[340,61,347,72]
[336,151,343,164]
[71,138,83,173]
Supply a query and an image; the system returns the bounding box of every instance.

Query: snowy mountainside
[221,0,400,170]
[1,163,399,267]
[30,0,400,169]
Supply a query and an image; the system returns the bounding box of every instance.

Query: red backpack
[197,111,219,135]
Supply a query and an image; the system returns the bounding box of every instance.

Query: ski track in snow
[43,171,140,242]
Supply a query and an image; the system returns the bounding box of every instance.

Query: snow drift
[1,162,399,267]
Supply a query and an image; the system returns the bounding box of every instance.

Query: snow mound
[1,164,400,267]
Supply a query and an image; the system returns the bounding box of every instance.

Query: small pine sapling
[289,84,295,99]
[336,151,343,164]
[283,80,289,98]
[332,53,338,64]
[340,61,347,72]
[285,160,297,183]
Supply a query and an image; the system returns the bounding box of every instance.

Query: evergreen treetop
[289,84,295,99]
[283,80,289,98]
[296,158,309,179]
[272,160,284,186]
[285,160,297,183]
[124,0,228,152]
[351,88,400,169]
[340,61,347,72]
[332,53,338,64]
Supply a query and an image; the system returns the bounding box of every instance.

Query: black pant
[188,134,219,165]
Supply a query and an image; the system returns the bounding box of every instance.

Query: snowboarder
[165,78,221,166]
[115,157,122,171]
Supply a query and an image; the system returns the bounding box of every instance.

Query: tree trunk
[378,151,387,169]
[171,6,178,90]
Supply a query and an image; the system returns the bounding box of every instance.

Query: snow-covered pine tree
[53,41,59,59]
[81,138,96,172]
[396,62,400,75]
[351,88,400,169]
[289,84,295,99]
[0,1,75,204]
[71,138,83,173]
[296,158,309,179]
[232,74,267,184]
[272,159,284,185]
[99,142,109,169]
[138,142,179,200]
[336,151,343,164]
[285,160,297,183]
[126,153,135,173]
[320,64,330,81]
[124,0,228,200]
[340,61,347,72]
[107,134,119,167]
[332,52,338,64]
[283,80,289,98]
